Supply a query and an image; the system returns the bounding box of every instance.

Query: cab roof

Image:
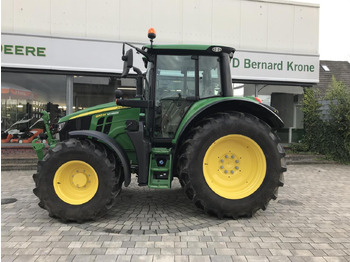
[142,44,235,56]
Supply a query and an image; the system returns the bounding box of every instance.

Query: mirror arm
[133,67,143,98]
[125,43,151,61]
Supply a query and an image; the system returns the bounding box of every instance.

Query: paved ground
[1,164,350,262]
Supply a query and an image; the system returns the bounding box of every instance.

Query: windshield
[155,55,196,106]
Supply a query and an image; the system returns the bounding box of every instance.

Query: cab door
[152,54,222,140]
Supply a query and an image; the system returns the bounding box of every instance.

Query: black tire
[33,138,123,222]
[177,112,286,218]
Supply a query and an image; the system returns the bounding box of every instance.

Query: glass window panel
[1,72,66,131]
[73,76,136,112]
[154,55,196,138]
[155,55,196,106]
[199,56,222,98]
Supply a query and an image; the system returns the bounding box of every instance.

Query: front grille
[59,115,92,141]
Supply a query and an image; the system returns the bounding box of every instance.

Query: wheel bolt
[224,170,228,174]
[235,166,239,170]
[220,166,224,169]
[231,170,234,174]
[231,155,234,158]
[235,160,239,163]
[225,155,228,158]
[220,159,224,163]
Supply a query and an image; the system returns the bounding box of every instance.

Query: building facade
[1,0,320,143]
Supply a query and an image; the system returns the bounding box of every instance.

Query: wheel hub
[218,154,239,177]
[72,172,88,188]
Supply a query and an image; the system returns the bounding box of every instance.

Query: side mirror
[121,49,133,78]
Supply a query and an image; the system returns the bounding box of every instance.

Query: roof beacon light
[148,28,156,48]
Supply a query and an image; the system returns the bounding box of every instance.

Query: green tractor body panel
[59,102,140,164]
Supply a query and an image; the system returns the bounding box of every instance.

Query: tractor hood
[59,102,129,123]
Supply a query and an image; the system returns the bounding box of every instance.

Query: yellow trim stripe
[70,106,127,120]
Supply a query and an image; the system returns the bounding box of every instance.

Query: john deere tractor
[33,29,286,222]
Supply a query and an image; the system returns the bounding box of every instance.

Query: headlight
[58,122,66,132]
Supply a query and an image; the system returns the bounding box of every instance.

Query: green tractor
[33,30,286,222]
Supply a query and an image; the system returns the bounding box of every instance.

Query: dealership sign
[1,33,145,74]
[2,33,319,84]
[231,50,319,83]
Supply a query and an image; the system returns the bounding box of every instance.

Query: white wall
[1,0,319,55]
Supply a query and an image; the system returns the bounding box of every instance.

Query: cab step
[148,147,172,189]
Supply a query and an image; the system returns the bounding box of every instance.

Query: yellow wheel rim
[203,134,266,199]
[53,160,99,205]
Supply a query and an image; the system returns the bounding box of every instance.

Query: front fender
[69,130,131,187]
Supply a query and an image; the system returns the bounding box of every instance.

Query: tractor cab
[116,29,235,143]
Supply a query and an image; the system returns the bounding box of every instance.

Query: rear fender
[69,130,131,187]
[174,98,284,144]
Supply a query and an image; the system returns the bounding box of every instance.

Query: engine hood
[59,102,128,123]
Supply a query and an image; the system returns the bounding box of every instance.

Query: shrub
[301,76,350,163]
[323,76,350,162]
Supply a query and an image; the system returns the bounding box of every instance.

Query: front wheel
[33,138,122,222]
[177,112,286,218]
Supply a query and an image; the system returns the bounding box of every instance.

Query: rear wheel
[177,112,285,218]
[33,138,123,222]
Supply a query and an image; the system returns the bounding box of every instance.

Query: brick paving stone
[266,256,291,262]
[189,255,211,262]
[105,247,127,255]
[116,255,132,262]
[130,255,153,262]
[215,248,237,256]
[35,255,60,262]
[154,255,175,262]
[288,257,306,262]
[95,255,119,262]
[160,247,181,255]
[50,248,72,255]
[175,256,189,262]
[12,255,39,262]
[2,165,350,261]
[91,248,107,255]
[57,255,75,262]
[324,257,350,262]
[245,256,268,262]
[231,256,248,262]
[181,248,202,255]
[210,255,233,262]
[126,247,148,255]
[155,241,175,248]
[290,249,314,256]
[71,255,96,262]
